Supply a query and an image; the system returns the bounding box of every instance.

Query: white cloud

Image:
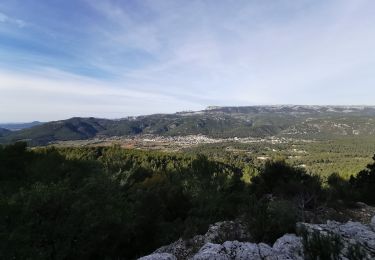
[0,68,203,122]
[82,0,375,101]
[1,0,375,121]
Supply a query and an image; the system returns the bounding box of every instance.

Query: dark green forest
[1,143,375,259]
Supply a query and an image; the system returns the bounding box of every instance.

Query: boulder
[202,221,251,244]
[273,234,304,259]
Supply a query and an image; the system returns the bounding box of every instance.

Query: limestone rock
[273,234,304,259]
[140,216,375,259]
[203,221,251,244]
[138,253,177,260]
[192,236,303,260]
[192,241,261,260]
[153,221,251,259]
[298,219,375,259]
[140,223,303,260]
[371,215,375,230]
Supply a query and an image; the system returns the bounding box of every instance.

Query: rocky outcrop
[192,234,303,260]
[299,220,375,259]
[150,221,251,260]
[140,216,375,260]
[141,234,303,260]
[273,233,304,258]
[139,253,177,260]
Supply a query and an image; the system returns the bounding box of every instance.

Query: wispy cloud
[0,67,204,122]
[0,0,375,121]
[0,11,26,28]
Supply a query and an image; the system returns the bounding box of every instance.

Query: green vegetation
[301,228,367,260]
[246,161,323,243]
[0,121,42,131]
[301,228,343,260]
[346,243,367,260]
[1,142,375,259]
[0,143,246,259]
[185,137,375,178]
[0,128,11,137]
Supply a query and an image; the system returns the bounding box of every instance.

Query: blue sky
[0,0,375,122]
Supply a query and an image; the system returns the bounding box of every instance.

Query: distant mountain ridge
[0,121,43,131]
[1,105,375,146]
[203,105,375,115]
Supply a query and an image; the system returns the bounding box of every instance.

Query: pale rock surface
[141,234,303,260]
[299,219,375,259]
[192,234,303,260]
[139,253,177,260]
[140,216,375,260]
[152,221,251,259]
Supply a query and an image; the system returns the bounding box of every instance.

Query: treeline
[0,143,374,259]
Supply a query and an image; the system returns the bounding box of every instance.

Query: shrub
[301,228,343,260]
[250,161,322,211]
[326,172,355,206]
[349,155,375,205]
[246,197,298,243]
[346,243,367,260]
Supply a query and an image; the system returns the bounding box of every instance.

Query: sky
[0,0,375,122]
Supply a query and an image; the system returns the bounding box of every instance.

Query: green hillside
[2,106,375,146]
[0,118,112,145]
[0,128,11,137]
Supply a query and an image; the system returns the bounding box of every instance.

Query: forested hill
[0,128,11,137]
[2,105,375,146]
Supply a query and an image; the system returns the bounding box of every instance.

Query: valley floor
[52,135,375,178]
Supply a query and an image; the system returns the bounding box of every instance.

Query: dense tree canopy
[0,143,374,259]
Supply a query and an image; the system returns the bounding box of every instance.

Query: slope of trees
[0,142,374,259]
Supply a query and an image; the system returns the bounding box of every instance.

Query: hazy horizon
[1,0,375,122]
